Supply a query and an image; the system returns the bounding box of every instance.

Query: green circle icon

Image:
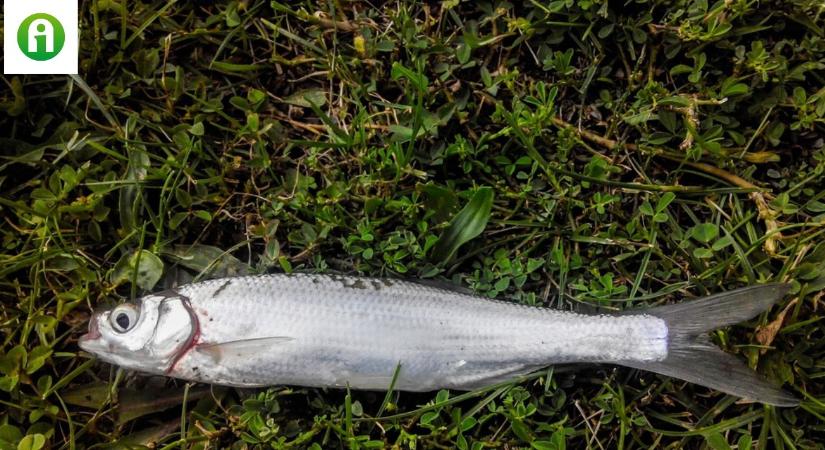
[17,13,65,61]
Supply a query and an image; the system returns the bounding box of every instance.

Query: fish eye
[110,304,139,333]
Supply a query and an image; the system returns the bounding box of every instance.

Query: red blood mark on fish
[166,297,201,375]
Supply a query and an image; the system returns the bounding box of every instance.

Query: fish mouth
[78,314,102,353]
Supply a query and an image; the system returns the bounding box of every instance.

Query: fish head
[79,292,197,374]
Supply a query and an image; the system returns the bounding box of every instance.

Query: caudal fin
[624,284,798,407]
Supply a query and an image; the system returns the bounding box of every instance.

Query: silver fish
[78,274,797,406]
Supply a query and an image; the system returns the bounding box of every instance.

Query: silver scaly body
[172,274,667,389]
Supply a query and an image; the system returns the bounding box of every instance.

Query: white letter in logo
[28,19,54,53]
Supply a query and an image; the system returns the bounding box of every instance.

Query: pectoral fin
[195,337,294,363]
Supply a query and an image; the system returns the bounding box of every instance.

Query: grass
[1,0,824,448]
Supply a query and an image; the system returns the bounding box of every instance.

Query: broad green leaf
[16,434,44,450]
[188,122,204,136]
[25,346,51,375]
[62,383,214,425]
[693,247,714,259]
[282,89,327,108]
[62,384,110,409]
[689,223,719,243]
[703,432,732,450]
[436,389,450,403]
[656,192,676,212]
[532,437,562,450]
[712,235,734,251]
[117,386,212,425]
[114,423,193,449]
[670,64,693,76]
[0,77,25,116]
[737,435,752,450]
[0,425,22,447]
[511,419,533,442]
[431,187,493,263]
[0,345,26,375]
[639,201,654,216]
[659,96,692,107]
[456,43,471,64]
[111,249,164,290]
[246,112,259,132]
[391,62,428,92]
[721,82,749,97]
[225,3,240,27]
[792,86,807,105]
[805,200,825,213]
[163,244,249,278]
[460,417,477,432]
[118,144,150,232]
[421,183,459,223]
[388,124,416,141]
[0,375,19,392]
[796,262,825,280]
[247,88,266,109]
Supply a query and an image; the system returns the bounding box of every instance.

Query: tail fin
[624,284,798,407]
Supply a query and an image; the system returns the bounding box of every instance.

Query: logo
[4,0,78,74]
[17,13,65,61]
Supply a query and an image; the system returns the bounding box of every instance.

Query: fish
[78,274,798,406]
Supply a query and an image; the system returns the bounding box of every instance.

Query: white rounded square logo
[4,0,78,74]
